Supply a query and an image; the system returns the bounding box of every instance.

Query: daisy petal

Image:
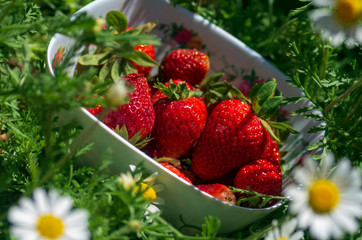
[333,209,359,234]
[331,159,351,187]
[281,218,298,236]
[18,198,37,216]
[311,0,336,7]
[65,228,90,240]
[354,25,362,44]
[10,227,38,240]
[320,151,334,177]
[309,215,332,240]
[8,206,37,227]
[52,196,73,218]
[64,209,89,228]
[290,230,304,240]
[33,188,50,214]
[298,208,314,228]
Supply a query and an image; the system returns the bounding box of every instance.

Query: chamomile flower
[285,151,362,240]
[265,218,304,240]
[118,165,165,204]
[7,188,90,240]
[309,0,362,48]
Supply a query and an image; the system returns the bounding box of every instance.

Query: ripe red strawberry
[191,99,268,181]
[259,131,280,164]
[130,44,155,76]
[233,159,282,202]
[126,27,155,77]
[151,79,194,104]
[160,48,209,86]
[159,162,192,184]
[84,104,102,115]
[102,73,155,139]
[196,184,236,205]
[152,81,207,158]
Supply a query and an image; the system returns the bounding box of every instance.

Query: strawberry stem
[154,79,202,101]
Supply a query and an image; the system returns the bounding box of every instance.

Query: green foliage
[1,0,361,240]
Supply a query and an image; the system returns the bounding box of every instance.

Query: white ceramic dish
[47,0,321,234]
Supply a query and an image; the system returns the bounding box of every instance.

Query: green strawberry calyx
[114,125,152,149]
[154,79,203,101]
[222,79,298,143]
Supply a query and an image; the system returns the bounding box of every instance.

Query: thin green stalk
[319,43,332,80]
[325,76,362,116]
[342,94,362,128]
[156,216,184,238]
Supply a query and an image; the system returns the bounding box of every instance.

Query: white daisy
[285,151,362,240]
[265,218,304,240]
[310,0,362,48]
[8,188,90,240]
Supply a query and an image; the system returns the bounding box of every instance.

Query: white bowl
[47,0,321,234]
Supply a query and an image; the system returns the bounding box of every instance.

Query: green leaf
[110,59,121,82]
[133,21,158,34]
[255,79,277,103]
[118,50,159,67]
[259,96,283,119]
[248,82,263,101]
[99,61,112,82]
[260,119,281,143]
[224,81,250,103]
[114,125,128,140]
[201,216,220,238]
[106,10,128,33]
[78,52,110,66]
[289,2,312,17]
[118,59,137,80]
[268,121,299,134]
[200,72,224,89]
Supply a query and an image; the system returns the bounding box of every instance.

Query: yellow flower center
[36,215,64,239]
[308,179,340,214]
[335,0,362,26]
[133,183,157,202]
[278,238,287,240]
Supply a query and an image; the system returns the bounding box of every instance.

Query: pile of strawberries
[77,15,294,208]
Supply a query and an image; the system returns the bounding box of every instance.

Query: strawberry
[191,80,298,182]
[160,49,209,86]
[126,27,155,77]
[130,44,155,76]
[196,184,236,205]
[152,81,207,158]
[84,104,102,115]
[102,73,155,139]
[233,159,282,206]
[191,99,268,181]
[259,131,280,164]
[151,79,194,104]
[159,162,192,184]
